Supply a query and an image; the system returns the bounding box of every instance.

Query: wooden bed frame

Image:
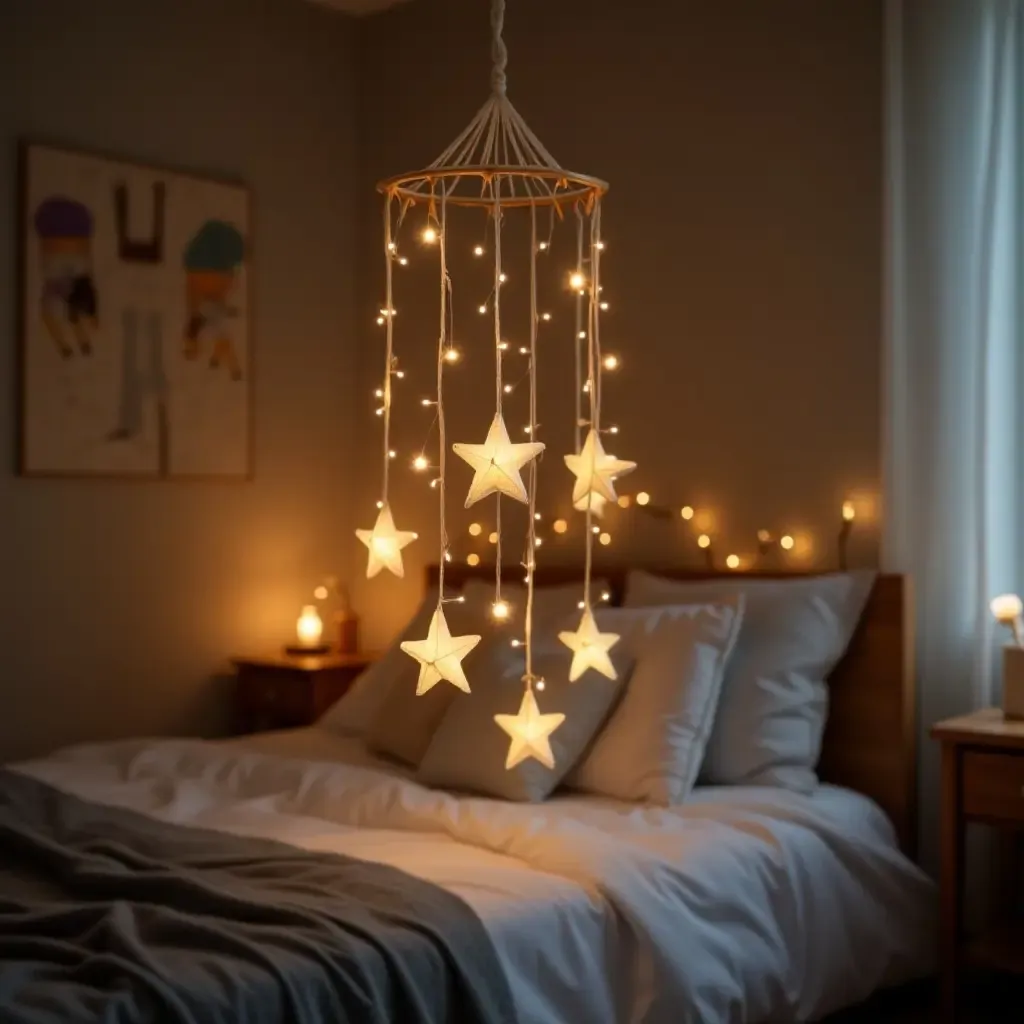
[428,564,917,859]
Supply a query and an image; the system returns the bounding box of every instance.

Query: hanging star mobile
[494,688,565,770]
[356,503,418,579]
[564,429,636,506]
[400,606,481,695]
[558,606,620,682]
[453,412,545,507]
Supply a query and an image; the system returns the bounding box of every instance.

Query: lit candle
[296,605,324,648]
[991,594,1024,647]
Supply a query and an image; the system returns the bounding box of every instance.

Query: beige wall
[352,0,884,645]
[0,0,358,760]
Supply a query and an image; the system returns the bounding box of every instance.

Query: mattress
[15,727,935,1024]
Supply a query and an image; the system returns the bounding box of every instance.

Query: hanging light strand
[493,176,505,607]
[523,200,540,688]
[580,201,600,613]
[381,197,396,504]
[436,189,450,600]
[573,208,585,451]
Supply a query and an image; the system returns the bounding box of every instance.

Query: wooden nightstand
[232,651,375,735]
[932,708,1024,1021]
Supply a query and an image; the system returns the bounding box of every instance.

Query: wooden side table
[932,708,1024,1022]
[232,651,375,735]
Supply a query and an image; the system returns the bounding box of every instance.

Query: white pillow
[624,570,876,792]
[564,600,745,805]
[417,626,634,802]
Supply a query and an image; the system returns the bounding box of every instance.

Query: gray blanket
[0,769,517,1024]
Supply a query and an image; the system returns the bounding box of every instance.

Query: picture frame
[17,141,253,480]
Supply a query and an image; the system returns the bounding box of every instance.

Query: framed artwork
[17,141,252,479]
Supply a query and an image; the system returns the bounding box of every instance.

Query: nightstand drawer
[962,750,1024,822]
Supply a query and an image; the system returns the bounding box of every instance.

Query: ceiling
[306,0,409,15]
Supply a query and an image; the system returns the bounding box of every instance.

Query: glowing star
[558,607,620,682]
[452,413,545,507]
[494,688,565,770]
[573,491,608,518]
[355,504,418,579]
[400,606,481,695]
[564,429,636,505]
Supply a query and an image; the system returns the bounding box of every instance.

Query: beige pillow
[565,599,745,805]
[417,626,634,801]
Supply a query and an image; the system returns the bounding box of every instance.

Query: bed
[4,567,934,1024]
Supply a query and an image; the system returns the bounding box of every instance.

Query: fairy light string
[382,196,396,505]
[573,208,585,453]
[524,200,540,688]
[493,177,504,609]
[436,188,450,601]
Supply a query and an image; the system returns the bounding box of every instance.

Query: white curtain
[885,0,1023,875]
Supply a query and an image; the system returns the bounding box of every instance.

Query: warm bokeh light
[422,226,438,244]
[636,492,650,506]
[444,348,461,363]
[491,600,511,621]
[602,354,619,371]
[468,523,482,536]
[474,245,485,256]
[599,532,611,546]
[296,605,324,647]
[680,506,694,520]
[780,535,795,550]
[618,495,632,508]
[489,531,499,544]
[467,553,481,566]
[313,585,329,601]
[693,508,716,534]
[842,500,856,522]
[697,534,711,549]
[413,455,429,471]
[553,519,568,534]
[569,271,585,290]
[726,554,740,570]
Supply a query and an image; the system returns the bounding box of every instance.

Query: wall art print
[18,142,251,479]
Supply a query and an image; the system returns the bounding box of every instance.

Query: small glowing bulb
[578,601,586,610]
[503,384,513,394]
[374,388,384,398]
[421,398,433,407]
[536,679,546,691]
[553,519,568,534]
[296,605,324,648]
[394,370,405,379]
[599,532,611,546]
[422,226,438,244]
[534,537,543,547]
[594,240,605,251]
[388,449,396,459]
[376,500,384,509]
[430,478,439,489]
[491,600,510,621]
[387,242,397,253]
[726,554,740,570]
[636,492,650,506]
[376,315,385,325]
[541,312,552,322]
[538,241,549,251]
[444,551,452,562]
[600,301,609,311]
[592,525,600,535]
[578,331,587,340]
[469,523,483,537]
[534,513,542,521]
[608,425,619,434]
[375,407,384,416]
[412,455,428,471]
[618,495,632,509]
[569,271,585,291]
[313,585,329,601]
[379,307,396,317]
[511,639,521,648]
[467,553,481,567]
[842,500,856,522]
[474,245,485,256]
[499,272,508,283]
[681,506,694,520]
[603,354,619,371]
[523,426,533,435]
[697,534,711,549]
[519,346,529,355]
[478,304,488,315]
[498,341,509,351]
[601,591,611,602]
[444,348,461,363]
[488,531,499,544]
[398,256,408,266]
[780,535,795,550]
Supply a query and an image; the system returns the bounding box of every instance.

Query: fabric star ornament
[564,429,636,505]
[400,606,481,695]
[574,491,608,518]
[494,688,565,770]
[558,606,620,682]
[452,412,545,507]
[356,503,418,579]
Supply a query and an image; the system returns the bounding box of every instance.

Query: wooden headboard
[427,564,917,859]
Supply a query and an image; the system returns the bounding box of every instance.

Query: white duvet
[15,728,935,1024]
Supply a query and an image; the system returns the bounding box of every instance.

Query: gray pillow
[417,629,634,801]
[564,600,745,805]
[624,570,876,792]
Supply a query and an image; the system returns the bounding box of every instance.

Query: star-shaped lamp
[494,688,565,770]
[558,606,620,682]
[452,413,545,507]
[564,429,636,505]
[574,491,608,518]
[400,606,481,695]
[356,504,418,579]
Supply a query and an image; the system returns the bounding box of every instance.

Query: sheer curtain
[884,0,1022,874]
